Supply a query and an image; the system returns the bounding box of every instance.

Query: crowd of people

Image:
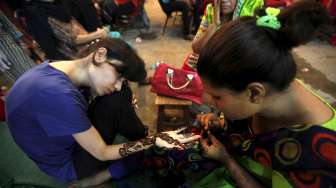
[1,0,335,187]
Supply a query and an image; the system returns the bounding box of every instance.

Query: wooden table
[155,95,192,132]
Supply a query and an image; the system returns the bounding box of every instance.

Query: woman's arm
[48,17,107,46]
[74,126,200,161]
[218,151,264,188]
[75,28,107,45]
[200,131,264,188]
[73,126,153,161]
[191,0,220,54]
[191,23,218,54]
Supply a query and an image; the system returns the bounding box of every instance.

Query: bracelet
[218,111,225,119]
[151,135,156,146]
[216,24,222,31]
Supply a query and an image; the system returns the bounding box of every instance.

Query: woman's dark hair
[78,38,147,83]
[197,1,329,92]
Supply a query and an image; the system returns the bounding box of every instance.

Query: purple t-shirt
[6,62,91,182]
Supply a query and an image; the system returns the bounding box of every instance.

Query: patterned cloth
[47,17,88,59]
[232,0,263,19]
[139,140,222,188]
[0,11,35,82]
[139,90,336,187]
[218,94,336,188]
[235,124,336,187]
[0,11,22,40]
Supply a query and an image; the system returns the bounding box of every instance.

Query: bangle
[216,24,221,31]
[218,111,225,119]
[151,135,156,146]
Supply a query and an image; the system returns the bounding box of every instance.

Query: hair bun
[278,1,330,48]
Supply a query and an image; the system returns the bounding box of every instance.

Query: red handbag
[151,63,204,104]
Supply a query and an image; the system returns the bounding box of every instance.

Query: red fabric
[331,35,336,46]
[320,0,336,45]
[115,0,131,4]
[320,0,336,16]
[181,53,197,72]
[265,0,292,7]
[328,0,336,16]
[115,0,143,16]
[151,63,204,104]
[332,0,336,16]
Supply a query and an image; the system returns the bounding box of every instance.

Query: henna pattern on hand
[154,133,182,147]
[119,132,184,158]
[119,137,155,157]
[119,148,127,157]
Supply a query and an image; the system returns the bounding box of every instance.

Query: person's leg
[192,0,202,33]
[63,0,102,32]
[140,5,151,30]
[103,0,135,18]
[170,1,193,37]
[68,169,111,188]
[72,83,147,181]
[88,83,148,142]
[71,154,142,188]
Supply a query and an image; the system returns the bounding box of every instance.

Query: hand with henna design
[154,127,201,149]
[118,127,200,157]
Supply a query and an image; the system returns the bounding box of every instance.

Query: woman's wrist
[98,30,107,39]
[149,135,156,146]
[218,150,231,165]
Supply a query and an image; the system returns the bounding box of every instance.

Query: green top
[243,81,336,188]
[299,79,336,131]
[323,107,336,130]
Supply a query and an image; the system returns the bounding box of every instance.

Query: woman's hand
[196,112,225,131]
[213,0,221,26]
[154,128,201,149]
[97,27,108,39]
[201,131,264,188]
[200,131,229,161]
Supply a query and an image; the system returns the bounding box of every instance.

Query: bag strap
[166,68,194,90]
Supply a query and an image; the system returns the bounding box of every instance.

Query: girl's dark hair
[78,38,147,83]
[197,1,329,92]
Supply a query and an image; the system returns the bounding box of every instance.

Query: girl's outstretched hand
[154,127,201,149]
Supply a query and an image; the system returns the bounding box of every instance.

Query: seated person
[94,0,157,40]
[62,0,103,32]
[23,0,109,60]
[159,0,196,40]
[184,0,263,71]
[5,38,200,185]
[195,2,336,187]
[69,82,151,187]
[101,0,136,19]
